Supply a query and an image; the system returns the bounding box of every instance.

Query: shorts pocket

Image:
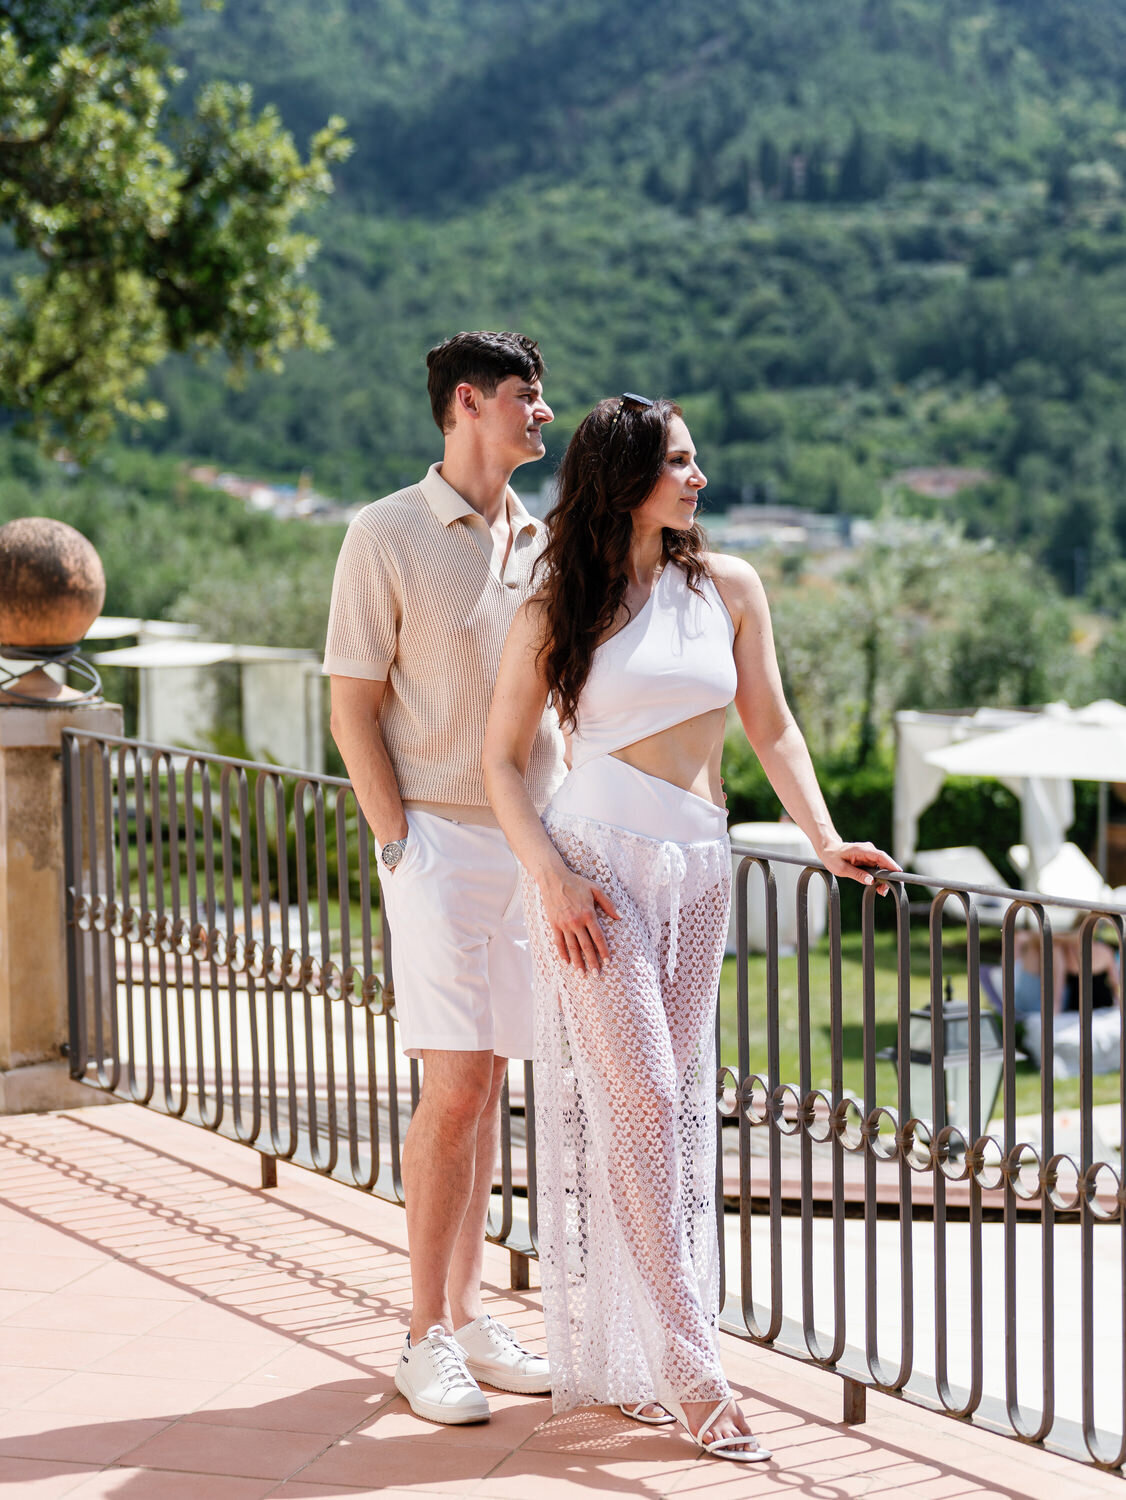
[394,811,426,877]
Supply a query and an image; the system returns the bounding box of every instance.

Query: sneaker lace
[429,1330,478,1392]
[486,1318,521,1350]
[483,1318,538,1364]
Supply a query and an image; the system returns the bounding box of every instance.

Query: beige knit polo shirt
[324,463,565,823]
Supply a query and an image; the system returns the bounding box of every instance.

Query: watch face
[381,838,405,870]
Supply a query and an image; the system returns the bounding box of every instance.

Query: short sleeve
[322,517,400,681]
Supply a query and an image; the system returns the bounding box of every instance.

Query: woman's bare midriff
[609,706,728,806]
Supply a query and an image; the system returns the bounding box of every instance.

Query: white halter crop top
[569,561,737,772]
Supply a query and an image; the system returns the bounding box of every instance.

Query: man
[324,331,564,1424]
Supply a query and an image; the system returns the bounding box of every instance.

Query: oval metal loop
[740,1074,770,1128]
[361,971,385,1012]
[899,1116,933,1172]
[322,960,343,1002]
[1001,1141,1042,1201]
[863,1105,899,1162]
[833,1096,865,1152]
[282,947,303,988]
[935,1125,971,1179]
[1082,1160,1121,1222]
[154,913,175,952]
[226,932,248,973]
[771,1083,803,1137]
[73,895,93,932]
[123,906,143,943]
[970,1134,1005,1193]
[107,900,123,937]
[300,954,320,993]
[172,918,192,957]
[340,965,361,1006]
[139,909,157,946]
[189,923,211,962]
[246,940,266,980]
[264,944,285,986]
[89,895,108,932]
[802,1089,834,1145]
[1044,1152,1081,1213]
[715,1066,739,1119]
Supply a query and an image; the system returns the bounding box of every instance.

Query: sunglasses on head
[607,392,655,434]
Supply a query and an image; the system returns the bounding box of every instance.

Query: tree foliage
[45,0,1112,602]
[763,524,1084,765]
[0,1,349,449]
[7,1,1126,603]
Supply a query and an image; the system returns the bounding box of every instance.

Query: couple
[325,330,894,1465]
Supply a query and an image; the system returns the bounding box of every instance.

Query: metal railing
[61,729,537,1281]
[62,729,1126,1469]
[721,852,1126,1469]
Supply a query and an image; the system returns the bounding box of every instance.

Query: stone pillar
[0,701,123,1112]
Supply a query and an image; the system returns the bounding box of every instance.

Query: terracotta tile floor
[0,1106,1122,1499]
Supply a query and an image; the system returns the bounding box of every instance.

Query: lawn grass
[717,926,1121,1122]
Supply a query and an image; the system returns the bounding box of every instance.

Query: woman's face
[632,415,707,534]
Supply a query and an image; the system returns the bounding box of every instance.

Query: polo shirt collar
[420,463,537,536]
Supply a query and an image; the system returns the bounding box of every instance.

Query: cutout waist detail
[546,755,728,845]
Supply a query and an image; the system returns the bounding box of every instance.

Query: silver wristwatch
[380,834,408,871]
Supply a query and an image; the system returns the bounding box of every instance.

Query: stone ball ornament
[0,517,106,704]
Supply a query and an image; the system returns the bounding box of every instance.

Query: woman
[483,394,897,1463]
[1014,925,1121,1015]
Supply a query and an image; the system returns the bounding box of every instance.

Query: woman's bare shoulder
[705,550,759,585]
[705,552,766,616]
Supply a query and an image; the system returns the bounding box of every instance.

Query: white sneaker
[395,1325,490,1424]
[454,1314,552,1395]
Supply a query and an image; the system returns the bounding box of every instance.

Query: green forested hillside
[108,0,1126,600]
[172,0,1126,212]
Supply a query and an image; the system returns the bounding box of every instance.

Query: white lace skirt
[525,757,732,1413]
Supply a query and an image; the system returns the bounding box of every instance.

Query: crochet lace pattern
[525,809,732,1413]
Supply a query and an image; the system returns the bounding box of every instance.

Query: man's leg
[442,1050,552,1396]
[402,1046,495,1342]
[448,1054,508,1329]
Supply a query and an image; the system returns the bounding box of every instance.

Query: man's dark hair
[426,330,544,433]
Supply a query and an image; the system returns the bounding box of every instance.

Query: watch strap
[380,835,408,870]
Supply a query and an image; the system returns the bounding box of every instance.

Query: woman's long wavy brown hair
[535,396,710,732]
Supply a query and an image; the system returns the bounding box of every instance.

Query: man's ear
[453,382,482,421]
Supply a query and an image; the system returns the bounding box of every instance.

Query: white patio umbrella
[924,701,1126,878]
[924,701,1126,782]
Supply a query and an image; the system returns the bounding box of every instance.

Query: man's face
[475,374,554,467]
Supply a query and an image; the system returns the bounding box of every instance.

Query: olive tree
[0,1,349,449]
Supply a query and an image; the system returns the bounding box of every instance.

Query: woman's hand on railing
[817,840,901,896]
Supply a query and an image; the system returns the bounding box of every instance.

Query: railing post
[509,1249,530,1291]
[842,1375,867,1425]
[0,703,122,1113]
[260,1155,278,1189]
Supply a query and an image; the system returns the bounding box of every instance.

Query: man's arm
[329,675,408,850]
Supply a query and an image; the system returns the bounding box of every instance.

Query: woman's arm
[711,553,899,891]
[483,600,619,972]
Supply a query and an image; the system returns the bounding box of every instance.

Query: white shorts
[378,808,533,1060]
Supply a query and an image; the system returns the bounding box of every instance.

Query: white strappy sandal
[618,1401,675,1425]
[667,1398,772,1463]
